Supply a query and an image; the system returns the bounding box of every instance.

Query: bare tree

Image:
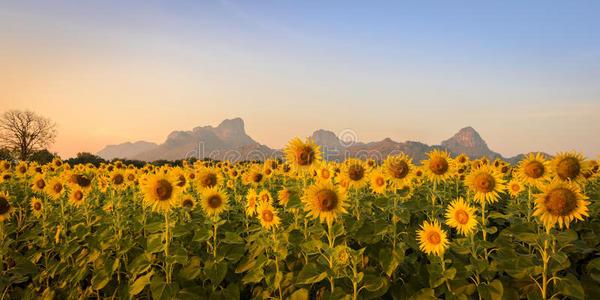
[0,110,57,160]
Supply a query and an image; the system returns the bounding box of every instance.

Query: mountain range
[96,118,530,164]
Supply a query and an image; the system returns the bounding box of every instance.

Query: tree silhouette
[0,110,57,160]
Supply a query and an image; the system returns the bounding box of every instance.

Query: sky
[1,0,599,159]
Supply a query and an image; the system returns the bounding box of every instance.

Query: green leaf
[179,257,202,281]
[129,271,154,296]
[91,269,110,291]
[296,263,327,285]
[221,232,244,244]
[477,279,503,300]
[150,277,180,300]
[241,267,264,284]
[556,273,584,300]
[289,288,309,300]
[146,233,164,254]
[206,260,228,286]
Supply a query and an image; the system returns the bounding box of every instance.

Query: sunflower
[257,202,280,231]
[455,153,470,166]
[46,177,66,200]
[170,167,188,189]
[246,167,265,186]
[465,165,506,204]
[141,173,182,212]
[284,137,322,172]
[200,187,228,218]
[382,154,414,188]
[0,191,12,221]
[0,172,12,183]
[277,187,292,207]
[245,188,259,216]
[15,161,28,177]
[533,181,589,229]
[552,151,589,184]
[52,157,63,168]
[339,158,369,189]
[0,160,11,171]
[422,149,455,184]
[228,168,240,179]
[517,153,552,188]
[30,197,43,218]
[258,189,272,204]
[69,188,86,207]
[314,162,333,182]
[66,172,93,190]
[396,184,414,200]
[109,171,127,189]
[417,220,449,256]
[31,175,47,193]
[181,195,196,209]
[124,170,138,186]
[445,198,477,236]
[507,180,523,198]
[196,167,223,190]
[369,169,387,194]
[302,181,348,225]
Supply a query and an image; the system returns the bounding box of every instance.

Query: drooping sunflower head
[284,137,322,172]
[369,169,388,194]
[465,165,506,204]
[277,187,292,207]
[552,151,589,184]
[507,180,523,198]
[302,181,348,225]
[517,153,552,188]
[382,154,414,188]
[141,173,182,212]
[257,202,281,231]
[422,149,455,184]
[0,191,12,221]
[66,172,93,190]
[533,181,589,229]
[444,198,477,236]
[30,197,43,217]
[196,167,223,190]
[340,158,369,189]
[417,220,449,256]
[200,187,229,218]
[245,188,259,216]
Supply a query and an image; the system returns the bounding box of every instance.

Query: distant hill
[96,118,543,163]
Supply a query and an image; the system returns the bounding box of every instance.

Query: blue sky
[1,0,599,158]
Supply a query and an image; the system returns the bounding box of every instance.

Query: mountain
[134,118,259,161]
[441,126,502,161]
[97,141,158,160]
[96,118,537,164]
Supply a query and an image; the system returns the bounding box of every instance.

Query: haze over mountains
[96,118,530,163]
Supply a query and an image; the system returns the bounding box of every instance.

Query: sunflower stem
[327,220,335,249]
[481,201,488,260]
[541,226,552,299]
[164,211,171,283]
[213,222,219,258]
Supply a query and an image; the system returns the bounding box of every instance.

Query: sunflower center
[348,165,365,181]
[389,161,409,179]
[177,175,186,187]
[248,197,256,208]
[525,161,545,178]
[265,169,272,175]
[35,179,46,189]
[375,177,385,186]
[18,166,27,173]
[74,190,84,201]
[544,188,578,216]
[201,174,218,187]
[112,174,124,185]
[53,183,63,193]
[316,189,338,212]
[557,157,581,180]
[429,157,449,175]
[321,169,330,179]
[128,174,136,181]
[511,184,520,192]
[33,202,41,210]
[261,194,270,202]
[426,231,441,245]
[2,174,11,180]
[182,199,194,207]
[153,180,173,201]
[207,195,222,208]
[262,210,274,222]
[297,148,314,166]
[455,209,469,225]
[0,197,10,214]
[474,173,495,193]
[252,173,263,183]
[458,156,467,163]
[75,175,91,188]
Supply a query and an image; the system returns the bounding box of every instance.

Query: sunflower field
[0,139,599,300]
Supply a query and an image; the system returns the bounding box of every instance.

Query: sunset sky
[1,1,599,159]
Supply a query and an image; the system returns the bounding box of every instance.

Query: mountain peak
[217,117,245,132]
[441,127,501,160]
[310,129,343,149]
